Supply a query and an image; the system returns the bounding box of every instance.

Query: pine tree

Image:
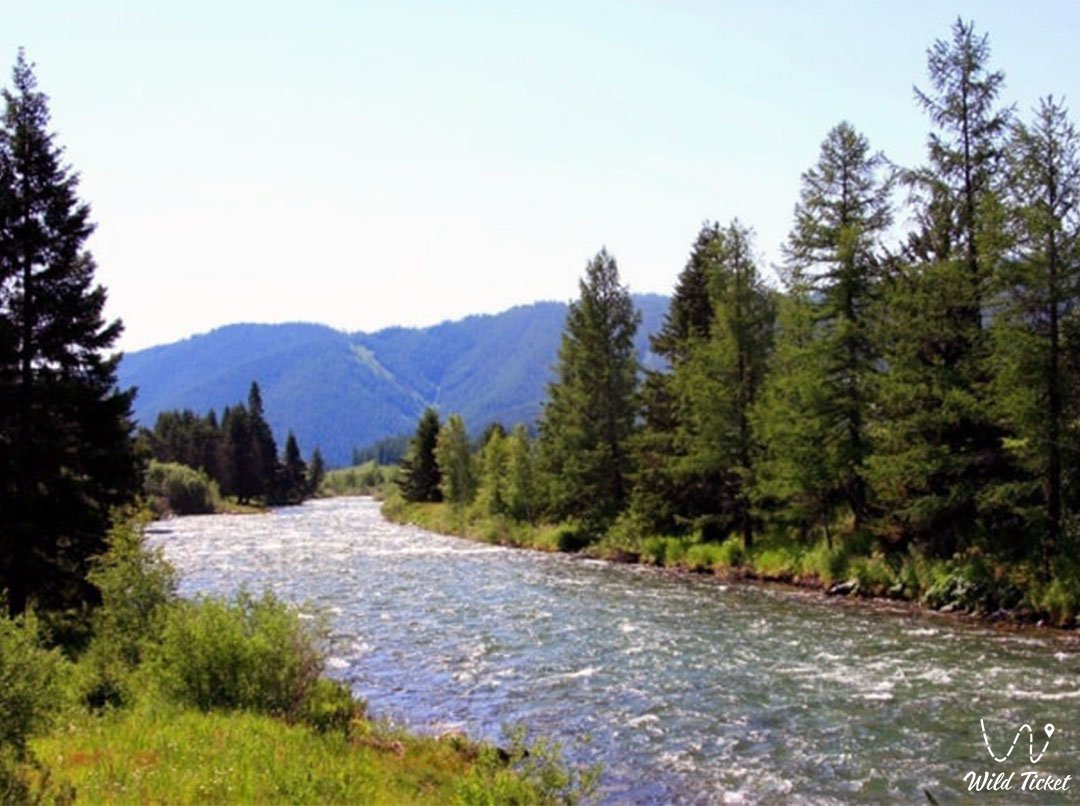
[399,407,442,503]
[538,249,640,532]
[770,121,891,530]
[992,96,1080,571]
[0,52,139,614]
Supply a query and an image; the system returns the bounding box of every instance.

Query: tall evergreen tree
[768,122,891,530]
[670,221,774,549]
[869,20,1016,555]
[632,224,726,535]
[992,96,1080,571]
[247,381,277,500]
[538,249,640,532]
[0,52,139,614]
[399,407,442,503]
[276,431,308,505]
[307,447,326,497]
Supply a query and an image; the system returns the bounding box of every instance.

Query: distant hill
[119,295,669,467]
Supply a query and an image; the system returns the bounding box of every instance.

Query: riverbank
[382,495,1080,630]
[3,514,591,804]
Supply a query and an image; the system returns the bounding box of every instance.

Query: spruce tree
[670,221,774,549]
[307,447,326,496]
[0,52,139,614]
[632,224,727,536]
[277,431,307,504]
[247,381,277,500]
[538,249,640,532]
[399,407,442,502]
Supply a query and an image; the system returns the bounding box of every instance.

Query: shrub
[0,611,69,801]
[716,537,747,569]
[685,542,726,572]
[80,514,178,709]
[751,546,800,578]
[145,460,220,515]
[153,591,332,724]
[551,523,590,553]
[0,613,65,758]
[848,554,897,595]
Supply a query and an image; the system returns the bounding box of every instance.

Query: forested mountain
[118,296,668,466]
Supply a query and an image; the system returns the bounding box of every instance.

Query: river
[150,497,1080,803]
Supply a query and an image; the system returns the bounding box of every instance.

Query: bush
[153,591,350,728]
[848,554,898,595]
[751,546,800,578]
[79,514,178,710]
[551,523,590,553]
[0,613,65,758]
[0,610,68,801]
[640,536,690,566]
[685,542,726,572]
[145,460,220,515]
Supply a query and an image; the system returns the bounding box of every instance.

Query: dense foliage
[389,19,1080,624]
[0,52,140,616]
[143,381,321,507]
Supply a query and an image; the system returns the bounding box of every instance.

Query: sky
[4,1,1080,351]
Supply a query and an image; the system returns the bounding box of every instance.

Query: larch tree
[992,96,1080,572]
[869,19,1017,556]
[764,121,891,531]
[0,51,140,615]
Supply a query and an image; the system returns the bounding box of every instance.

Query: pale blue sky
[4,1,1078,350]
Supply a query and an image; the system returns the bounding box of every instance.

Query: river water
[150,497,1080,803]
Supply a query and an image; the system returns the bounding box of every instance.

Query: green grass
[31,702,550,804]
[5,512,598,804]
[382,496,1080,626]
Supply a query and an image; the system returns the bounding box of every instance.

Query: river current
[150,497,1080,803]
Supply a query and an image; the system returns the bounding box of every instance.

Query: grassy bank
[382,494,1080,628]
[2,513,596,804]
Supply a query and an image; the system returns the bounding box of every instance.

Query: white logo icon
[981,719,1054,764]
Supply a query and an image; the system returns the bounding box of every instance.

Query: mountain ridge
[118,295,669,467]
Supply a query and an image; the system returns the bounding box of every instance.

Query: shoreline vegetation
[3,512,598,803]
[381,20,1080,637]
[380,494,1080,632]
